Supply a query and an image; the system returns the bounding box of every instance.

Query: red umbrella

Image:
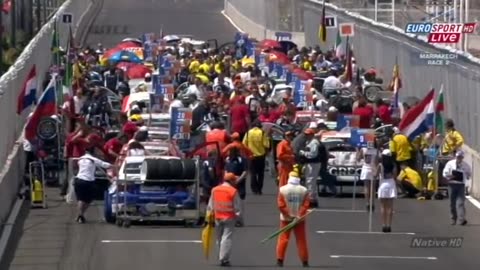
[268,51,291,65]
[126,64,152,79]
[103,41,143,59]
[116,62,136,71]
[258,39,281,49]
[292,68,314,80]
[116,40,142,49]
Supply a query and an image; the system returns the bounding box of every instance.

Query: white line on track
[312,209,367,213]
[101,240,202,243]
[221,10,245,33]
[330,255,437,260]
[466,196,480,210]
[316,231,415,235]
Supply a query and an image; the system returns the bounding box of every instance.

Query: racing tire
[116,219,123,227]
[123,220,131,228]
[104,191,115,223]
[181,159,196,180]
[142,159,171,180]
[168,159,184,179]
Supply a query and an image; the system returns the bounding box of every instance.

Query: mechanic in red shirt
[268,102,282,123]
[353,97,375,128]
[375,98,392,125]
[119,113,138,140]
[258,105,274,123]
[63,119,90,196]
[230,96,250,139]
[104,133,129,163]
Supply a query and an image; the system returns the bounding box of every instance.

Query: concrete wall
[0,0,101,232]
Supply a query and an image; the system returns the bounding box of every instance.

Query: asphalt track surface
[5,0,480,269]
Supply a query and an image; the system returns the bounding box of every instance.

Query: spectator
[353,96,374,129]
[230,96,250,138]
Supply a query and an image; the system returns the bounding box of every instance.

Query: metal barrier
[0,0,98,230]
[224,0,480,198]
[223,0,306,46]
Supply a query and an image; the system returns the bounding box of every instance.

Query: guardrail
[0,0,99,234]
[224,0,480,199]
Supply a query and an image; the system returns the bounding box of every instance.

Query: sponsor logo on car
[328,166,362,176]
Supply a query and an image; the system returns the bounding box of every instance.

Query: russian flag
[16,65,37,114]
[399,89,435,140]
[25,77,57,141]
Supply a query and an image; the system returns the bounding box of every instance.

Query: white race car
[320,131,362,185]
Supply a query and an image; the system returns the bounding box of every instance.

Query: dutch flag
[399,89,435,140]
[16,65,37,114]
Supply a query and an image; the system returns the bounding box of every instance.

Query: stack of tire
[141,158,197,182]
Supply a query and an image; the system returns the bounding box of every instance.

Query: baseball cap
[456,150,465,157]
[304,128,315,135]
[224,172,238,183]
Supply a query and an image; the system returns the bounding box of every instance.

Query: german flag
[318,0,327,43]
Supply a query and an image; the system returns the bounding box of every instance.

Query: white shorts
[378,179,397,199]
[360,168,374,181]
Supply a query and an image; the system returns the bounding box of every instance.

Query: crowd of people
[22,35,470,267]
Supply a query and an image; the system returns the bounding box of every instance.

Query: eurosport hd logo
[405,22,476,43]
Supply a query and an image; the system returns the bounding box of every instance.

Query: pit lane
[5,0,480,269]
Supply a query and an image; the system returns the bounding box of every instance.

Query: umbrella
[163,35,181,43]
[261,210,313,244]
[108,50,143,64]
[279,40,297,53]
[268,51,291,65]
[201,212,215,259]
[115,40,143,49]
[258,39,281,49]
[116,62,137,71]
[126,64,152,79]
[121,38,142,44]
[292,68,314,80]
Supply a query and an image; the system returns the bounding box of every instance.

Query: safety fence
[0,0,99,231]
[224,0,480,198]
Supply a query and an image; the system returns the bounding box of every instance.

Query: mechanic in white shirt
[323,70,343,90]
[185,76,205,101]
[213,73,233,91]
[299,128,322,207]
[74,148,112,224]
[442,150,471,225]
[169,95,190,114]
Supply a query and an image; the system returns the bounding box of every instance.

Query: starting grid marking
[101,240,202,243]
[330,255,438,260]
[312,209,367,213]
[316,230,416,235]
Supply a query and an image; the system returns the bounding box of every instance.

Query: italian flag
[335,28,344,58]
[435,86,445,135]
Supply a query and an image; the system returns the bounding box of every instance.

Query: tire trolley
[109,156,201,228]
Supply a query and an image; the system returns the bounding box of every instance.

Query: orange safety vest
[206,129,228,152]
[211,184,237,220]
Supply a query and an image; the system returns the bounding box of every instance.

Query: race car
[143,140,183,157]
[147,127,170,141]
[318,131,362,191]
